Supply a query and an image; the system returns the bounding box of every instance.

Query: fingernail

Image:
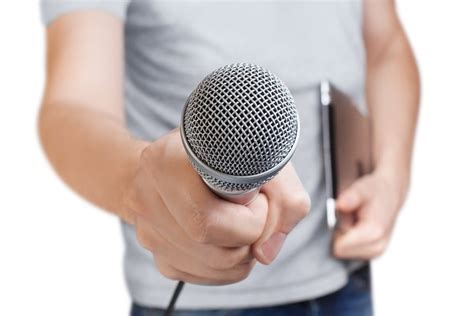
[261,232,286,264]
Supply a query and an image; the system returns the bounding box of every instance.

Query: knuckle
[154,257,181,281]
[135,226,154,252]
[159,266,181,281]
[231,262,254,283]
[210,247,249,270]
[216,260,256,285]
[289,191,311,217]
[220,267,252,285]
[373,240,388,258]
[187,208,214,244]
[368,224,385,242]
[244,227,262,245]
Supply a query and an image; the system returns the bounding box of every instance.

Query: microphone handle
[205,184,260,205]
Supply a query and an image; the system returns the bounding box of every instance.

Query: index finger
[332,220,382,258]
[197,193,268,247]
[166,186,267,247]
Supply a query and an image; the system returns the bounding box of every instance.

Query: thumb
[336,179,369,214]
[252,201,286,265]
[335,179,371,232]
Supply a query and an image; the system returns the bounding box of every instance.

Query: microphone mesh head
[181,63,299,193]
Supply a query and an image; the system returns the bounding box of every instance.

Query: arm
[38,11,147,223]
[364,0,420,192]
[333,0,420,259]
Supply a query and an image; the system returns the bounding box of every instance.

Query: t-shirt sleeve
[40,0,130,26]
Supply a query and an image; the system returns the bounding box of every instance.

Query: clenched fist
[333,170,409,260]
[122,129,310,285]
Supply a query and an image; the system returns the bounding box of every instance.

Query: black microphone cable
[164,281,185,316]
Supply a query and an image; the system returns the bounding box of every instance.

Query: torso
[122,0,366,309]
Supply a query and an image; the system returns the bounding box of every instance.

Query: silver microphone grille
[181,63,299,193]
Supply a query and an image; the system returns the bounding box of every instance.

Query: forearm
[38,103,149,220]
[366,29,420,195]
[333,0,422,260]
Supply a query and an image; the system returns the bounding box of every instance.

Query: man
[38,0,419,315]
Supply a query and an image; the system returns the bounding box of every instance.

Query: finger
[198,193,268,247]
[135,196,255,270]
[336,177,371,213]
[333,220,385,259]
[253,164,310,265]
[336,212,356,233]
[142,221,256,284]
[333,232,387,260]
[157,261,256,286]
[136,216,254,270]
[155,252,256,285]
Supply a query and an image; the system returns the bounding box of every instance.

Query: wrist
[373,161,410,205]
[117,139,150,224]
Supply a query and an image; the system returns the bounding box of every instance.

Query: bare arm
[38,12,148,222]
[364,0,420,193]
[334,0,420,259]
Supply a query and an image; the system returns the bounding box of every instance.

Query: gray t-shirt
[41,0,366,309]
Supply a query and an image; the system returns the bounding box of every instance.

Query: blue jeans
[131,265,372,316]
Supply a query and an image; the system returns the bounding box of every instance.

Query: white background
[0,1,473,315]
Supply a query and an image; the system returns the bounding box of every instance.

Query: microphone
[166,63,299,315]
[180,63,300,205]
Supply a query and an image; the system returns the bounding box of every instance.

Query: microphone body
[180,63,300,205]
[167,63,300,315]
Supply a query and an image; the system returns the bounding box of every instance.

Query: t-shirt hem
[129,268,349,310]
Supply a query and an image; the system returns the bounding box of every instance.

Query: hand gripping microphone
[165,63,300,315]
